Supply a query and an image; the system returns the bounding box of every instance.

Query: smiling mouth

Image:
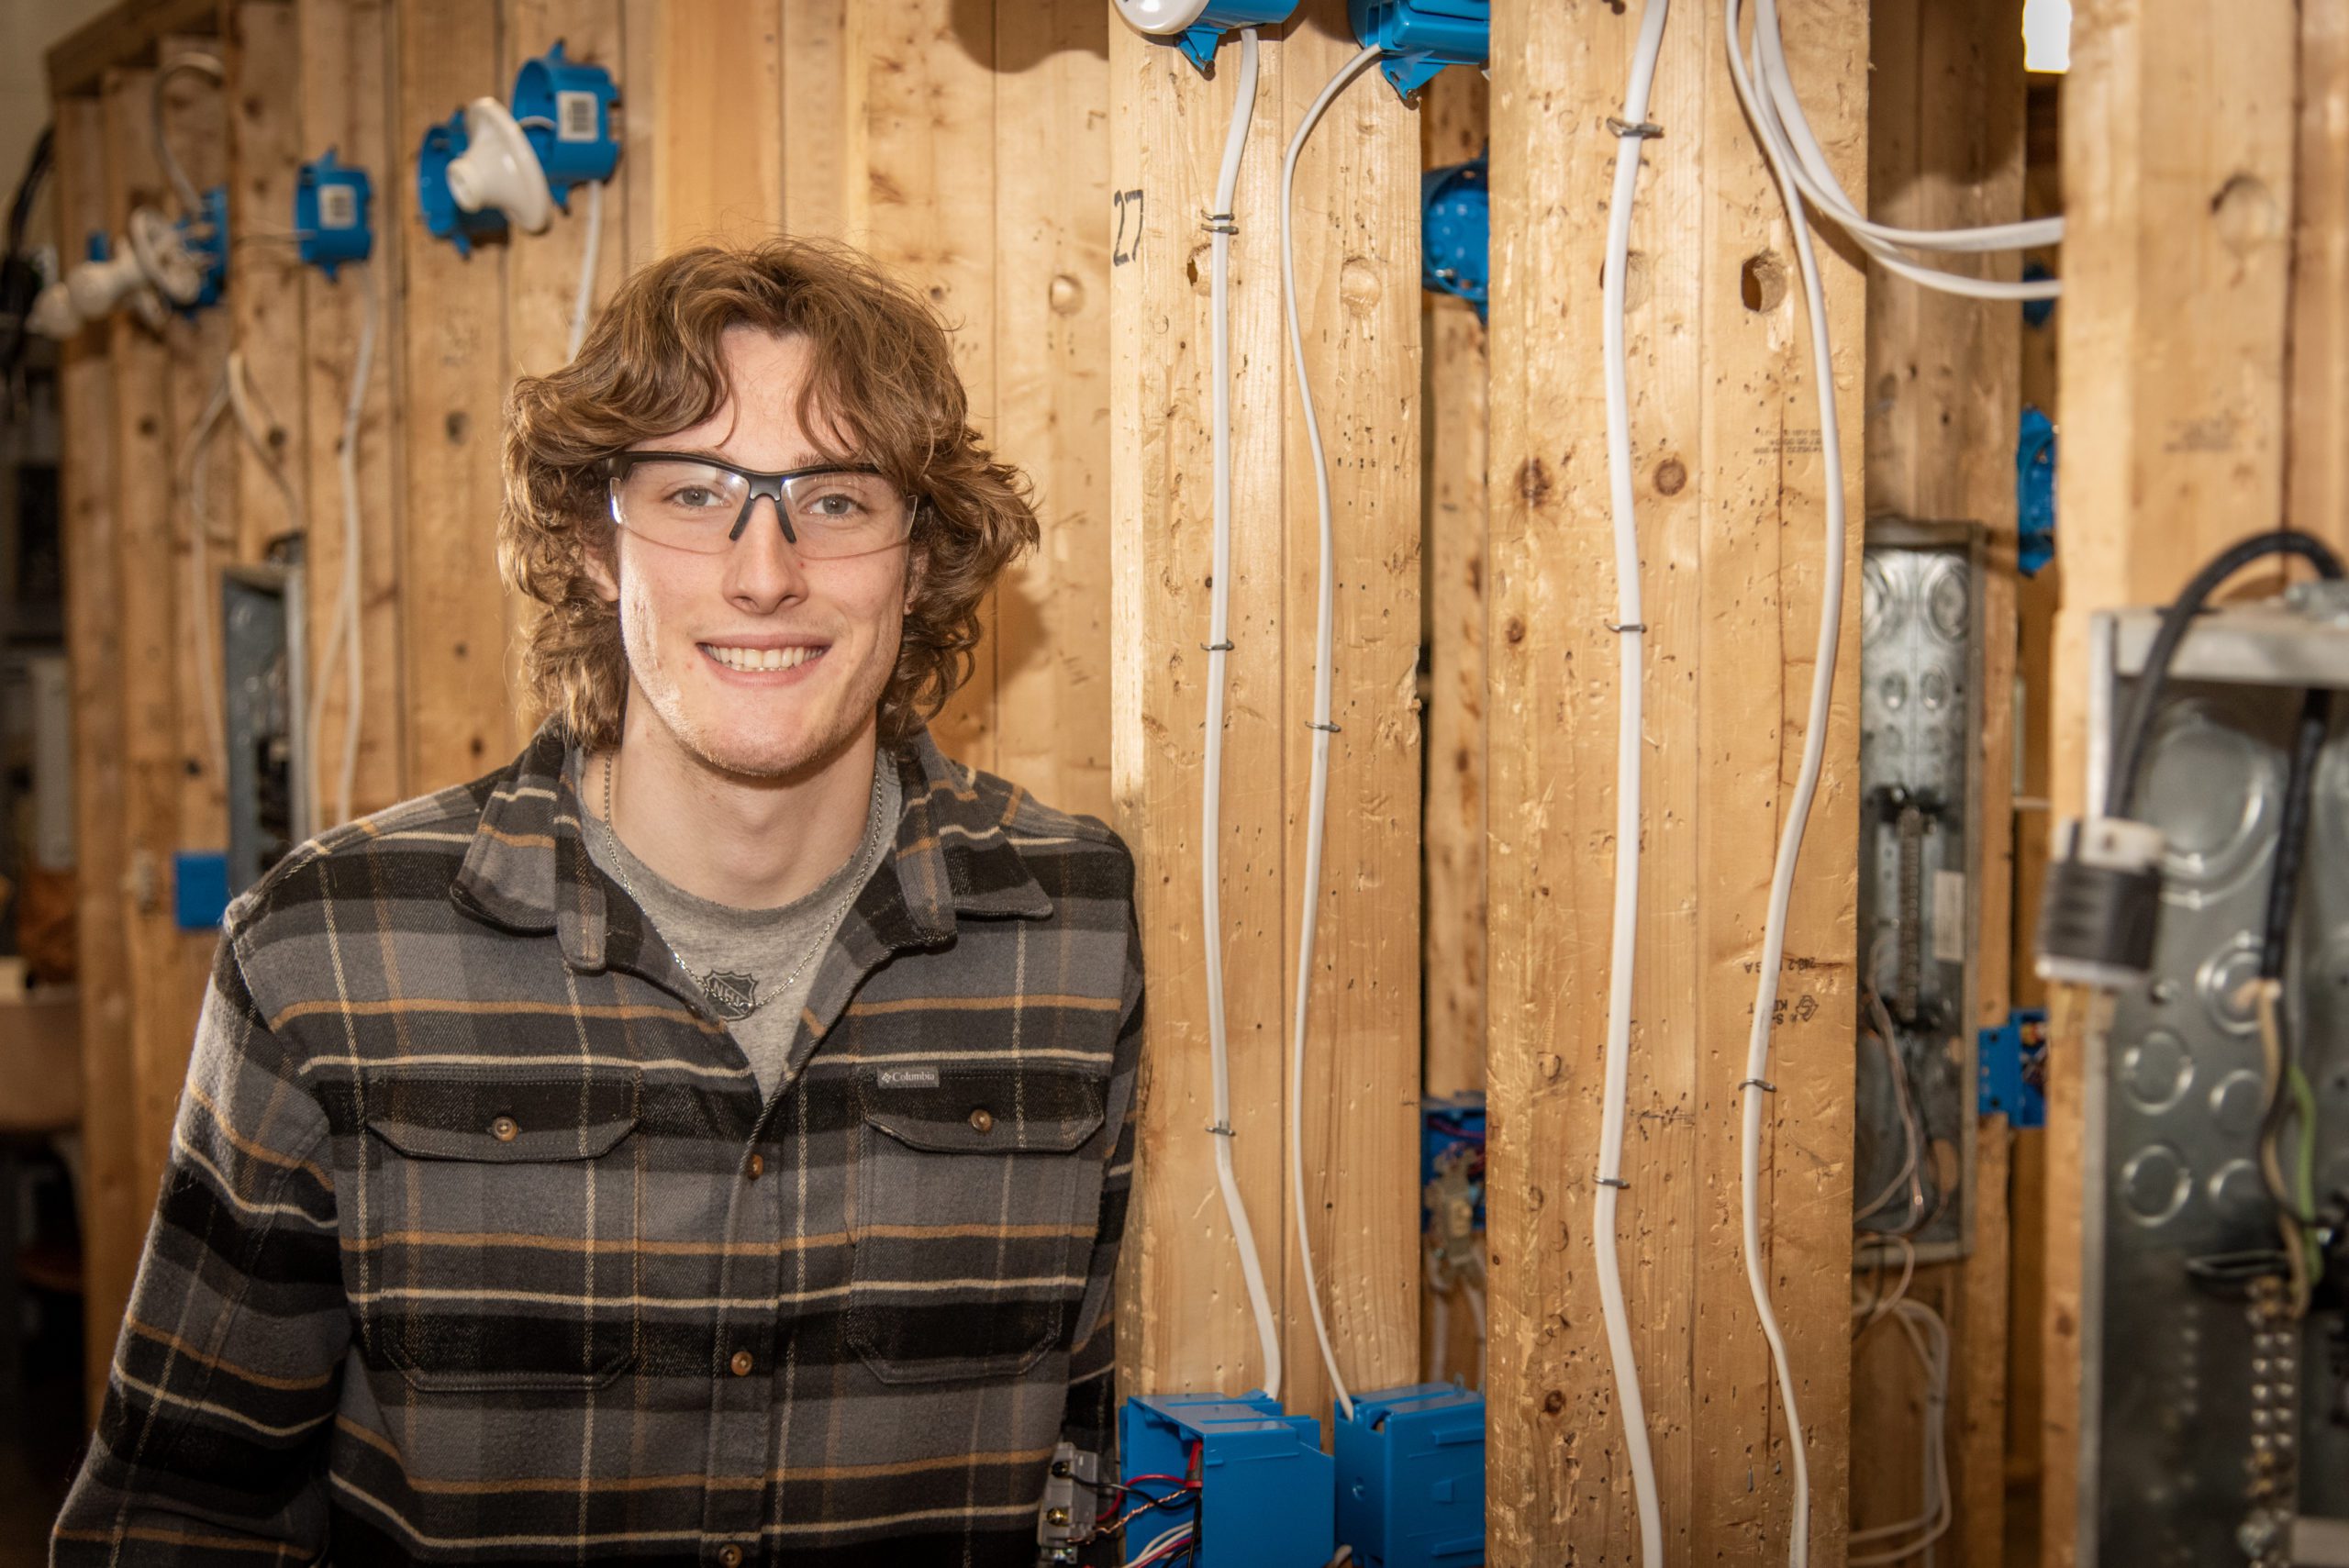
[700,643,827,673]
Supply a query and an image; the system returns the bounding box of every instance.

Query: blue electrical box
[416,108,506,256]
[1420,1091,1486,1231]
[2017,406,2055,578]
[173,185,230,313]
[511,40,619,206]
[1120,1392,1332,1567]
[295,150,373,279]
[1978,1008,2048,1129]
[1143,1,1300,74]
[173,851,231,931]
[1420,153,1487,322]
[1351,0,1489,100]
[1333,1384,1484,1568]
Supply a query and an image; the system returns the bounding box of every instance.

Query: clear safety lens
[608,459,912,558]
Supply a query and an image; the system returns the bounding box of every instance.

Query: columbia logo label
[876,1066,940,1089]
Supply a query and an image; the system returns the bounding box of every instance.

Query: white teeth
[705,645,818,673]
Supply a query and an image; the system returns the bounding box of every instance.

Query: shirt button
[729,1349,754,1377]
[746,1153,764,1181]
[967,1107,995,1135]
[489,1116,518,1142]
[718,1546,744,1568]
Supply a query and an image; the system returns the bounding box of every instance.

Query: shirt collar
[449,719,1053,973]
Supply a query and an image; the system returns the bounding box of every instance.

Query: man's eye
[809,493,864,517]
[669,486,722,508]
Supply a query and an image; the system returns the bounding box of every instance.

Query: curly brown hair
[499,238,1038,748]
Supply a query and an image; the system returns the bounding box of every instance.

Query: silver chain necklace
[595,749,889,1022]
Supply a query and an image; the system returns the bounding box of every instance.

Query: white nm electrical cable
[1594,0,1674,1560]
[1730,0,2059,301]
[1198,28,1284,1401]
[1723,3,1851,1562]
[150,53,226,217]
[567,179,606,361]
[306,263,381,829]
[1280,39,1383,1425]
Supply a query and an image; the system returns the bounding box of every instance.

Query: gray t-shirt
[579,754,901,1103]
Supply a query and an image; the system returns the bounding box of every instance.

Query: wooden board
[648,0,781,250]
[2042,1,2306,1560]
[100,63,193,1251]
[395,0,514,793]
[1853,0,2025,1555]
[161,34,234,860]
[228,2,306,567]
[1108,15,1293,1404]
[1420,66,1487,1103]
[1484,0,1865,1558]
[1275,0,1423,1432]
[989,0,1113,824]
[298,0,407,819]
[781,0,848,239]
[843,0,998,769]
[54,91,140,1420]
[2289,0,2349,543]
[48,0,222,97]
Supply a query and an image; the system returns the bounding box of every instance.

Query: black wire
[2105,530,2346,821]
[5,126,52,257]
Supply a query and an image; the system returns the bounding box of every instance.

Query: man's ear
[901,543,924,616]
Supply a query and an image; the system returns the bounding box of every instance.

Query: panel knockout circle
[2119,1143,2192,1226]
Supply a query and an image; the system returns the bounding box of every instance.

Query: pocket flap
[860,1064,1105,1154]
[363,1074,640,1162]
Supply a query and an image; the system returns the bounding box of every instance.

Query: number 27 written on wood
[1112,189,1144,266]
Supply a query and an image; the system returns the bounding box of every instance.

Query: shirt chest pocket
[359,1073,643,1394]
[847,1064,1108,1385]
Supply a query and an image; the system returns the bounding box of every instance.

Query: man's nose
[722,495,810,609]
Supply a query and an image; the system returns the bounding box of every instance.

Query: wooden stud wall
[55,93,137,1420]
[1108,2,1422,1429]
[1420,65,1486,1105]
[1484,0,1865,1561]
[1852,0,2025,1558]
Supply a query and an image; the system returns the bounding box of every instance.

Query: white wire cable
[306,264,380,829]
[1729,0,2060,301]
[1198,29,1284,1402]
[1847,1296,1952,1566]
[180,375,233,785]
[566,179,605,361]
[1724,2,1857,1562]
[1594,1,1673,1558]
[1281,39,1384,1427]
[149,53,226,217]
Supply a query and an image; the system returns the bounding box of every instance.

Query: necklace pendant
[699,969,763,1021]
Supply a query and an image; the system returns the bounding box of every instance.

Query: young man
[54,240,1141,1567]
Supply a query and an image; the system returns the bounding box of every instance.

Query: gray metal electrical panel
[2078,596,2349,1568]
[222,553,306,895]
[1855,518,1985,1262]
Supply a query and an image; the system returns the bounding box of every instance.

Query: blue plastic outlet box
[1333,1383,1485,1568]
[1350,0,1489,99]
[1119,1391,1333,1566]
[295,150,373,279]
[511,40,619,205]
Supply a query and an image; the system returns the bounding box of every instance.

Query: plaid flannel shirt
[54,722,1141,1567]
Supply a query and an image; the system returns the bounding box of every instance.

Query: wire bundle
[1726,0,2059,302]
